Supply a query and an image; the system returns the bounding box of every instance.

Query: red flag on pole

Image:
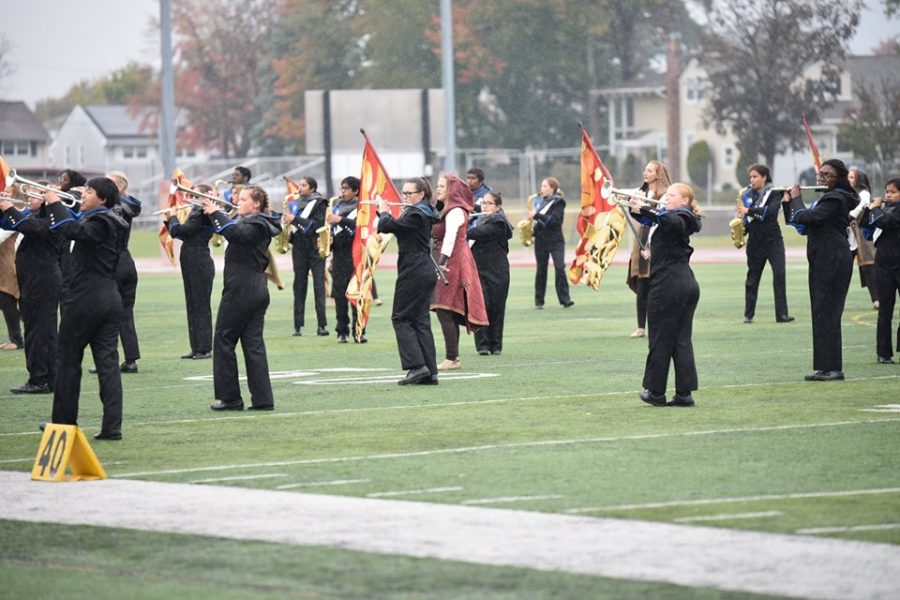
[568,125,626,289]
[347,130,404,339]
[801,115,822,173]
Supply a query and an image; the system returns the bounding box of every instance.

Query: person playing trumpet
[739,164,793,324]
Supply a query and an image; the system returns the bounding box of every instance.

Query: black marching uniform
[742,185,790,321]
[2,205,64,390]
[862,200,900,360]
[290,192,328,333]
[377,201,440,379]
[47,202,128,435]
[166,207,215,356]
[467,210,513,354]
[633,205,702,396]
[114,194,142,365]
[532,192,572,307]
[329,196,360,340]
[208,209,281,409]
[785,189,856,374]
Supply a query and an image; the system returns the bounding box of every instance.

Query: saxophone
[273,192,293,254]
[729,186,749,249]
[515,193,539,247]
[316,195,339,259]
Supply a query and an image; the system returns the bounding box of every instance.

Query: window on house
[123,146,134,159]
[1,141,14,154]
[724,147,734,167]
[16,142,29,155]
[136,146,147,159]
[30,142,37,157]
[686,77,705,102]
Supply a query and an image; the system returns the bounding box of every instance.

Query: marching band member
[0,228,22,351]
[223,165,251,204]
[530,177,574,309]
[431,174,488,371]
[164,184,215,360]
[57,169,86,305]
[783,158,858,381]
[630,183,702,407]
[861,177,900,364]
[1,187,64,393]
[738,164,793,324]
[848,167,878,308]
[108,171,142,373]
[626,160,671,338]
[377,177,440,385]
[203,186,281,411]
[467,191,513,356]
[466,167,492,212]
[327,176,361,343]
[284,176,328,337]
[45,178,128,440]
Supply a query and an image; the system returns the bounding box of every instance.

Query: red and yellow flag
[568,125,626,290]
[347,130,404,339]
[158,169,194,266]
[801,115,822,173]
[0,156,10,193]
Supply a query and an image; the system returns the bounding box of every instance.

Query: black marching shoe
[477,349,490,356]
[743,316,753,324]
[293,327,302,336]
[491,349,502,355]
[398,366,431,386]
[247,404,275,411]
[337,333,349,344]
[209,400,244,411]
[11,382,52,394]
[776,315,795,323]
[94,430,122,441]
[804,370,845,381]
[667,393,695,407]
[877,356,896,365]
[317,326,329,336]
[415,373,439,385]
[193,351,212,360]
[562,300,575,308]
[120,362,138,374]
[181,351,196,359]
[640,389,667,406]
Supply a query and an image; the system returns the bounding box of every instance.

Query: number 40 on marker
[31,424,107,482]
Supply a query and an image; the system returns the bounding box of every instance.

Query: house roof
[82,105,156,139]
[0,101,51,141]
[821,54,900,121]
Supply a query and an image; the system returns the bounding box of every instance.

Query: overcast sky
[2,0,899,111]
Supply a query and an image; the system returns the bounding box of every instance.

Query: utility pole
[160,0,176,179]
[440,0,457,173]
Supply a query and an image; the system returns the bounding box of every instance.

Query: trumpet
[0,192,27,208]
[771,185,828,192]
[170,181,235,211]
[601,181,667,208]
[5,168,82,209]
[152,204,193,216]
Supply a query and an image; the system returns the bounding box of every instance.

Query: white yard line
[797,524,900,535]
[276,478,371,490]
[462,495,563,505]
[367,486,463,498]
[0,470,896,600]
[115,418,900,478]
[566,487,900,514]
[674,511,783,523]
[188,473,287,484]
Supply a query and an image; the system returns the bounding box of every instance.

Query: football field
[1,238,898,599]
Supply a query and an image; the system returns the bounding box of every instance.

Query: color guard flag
[802,115,822,173]
[0,156,9,193]
[347,130,404,340]
[568,125,626,290]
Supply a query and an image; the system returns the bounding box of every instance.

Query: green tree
[700,0,862,166]
[734,142,758,186]
[34,63,155,124]
[687,140,712,188]
[838,76,900,179]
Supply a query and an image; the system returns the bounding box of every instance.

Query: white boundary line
[565,487,900,514]
[797,523,900,535]
[276,478,371,490]
[116,418,900,478]
[674,511,783,523]
[188,473,288,484]
[462,495,564,505]
[366,486,463,498]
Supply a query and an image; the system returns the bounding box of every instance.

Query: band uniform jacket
[861,200,900,357]
[2,205,64,386]
[208,209,282,407]
[166,206,215,354]
[532,192,566,244]
[114,194,142,362]
[47,202,128,434]
[785,188,856,372]
[329,197,359,336]
[289,192,328,330]
[743,185,788,320]
[467,210,513,353]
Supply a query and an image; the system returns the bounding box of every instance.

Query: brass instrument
[515,194,539,247]
[273,192,293,254]
[601,181,667,209]
[170,181,235,211]
[729,186,749,249]
[0,192,27,208]
[771,185,828,192]
[5,168,82,209]
[209,180,230,248]
[316,195,339,259]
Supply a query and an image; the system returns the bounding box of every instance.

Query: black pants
[181,250,214,353]
[474,274,509,353]
[643,266,700,394]
[0,291,22,346]
[292,245,327,330]
[52,286,123,433]
[634,278,649,329]
[809,249,852,372]
[331,245,357,336]
[392,287,437,376]
[534,238,570,306]
[744,235,788,320]
[213,284,273,407]
[116,252,140,362]
[19,270,60,387]
[874,259,900,359]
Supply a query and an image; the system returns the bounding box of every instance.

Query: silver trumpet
[5,168,82,209]
[601,181,667,209]
[0,192,27,208]
[170,181,235,211]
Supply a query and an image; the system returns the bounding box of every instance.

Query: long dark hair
[850,167,871,193]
